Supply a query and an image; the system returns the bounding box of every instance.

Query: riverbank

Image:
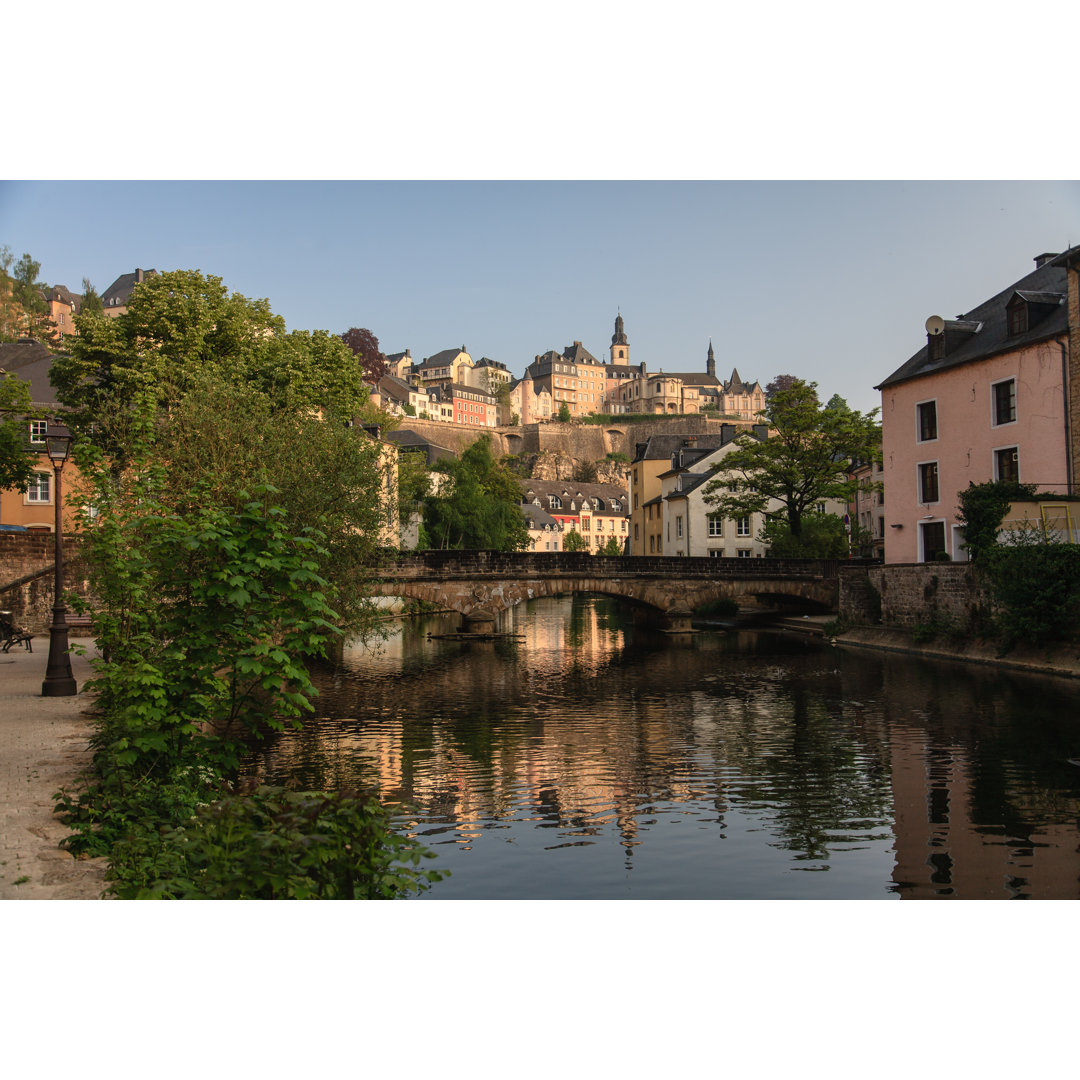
[0,641,109,900]
[833,625,1080,680]
[758,613,1080,679]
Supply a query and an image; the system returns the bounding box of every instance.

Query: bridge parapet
[383,551,849,581]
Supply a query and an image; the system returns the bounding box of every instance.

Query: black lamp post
[41,423,77,697]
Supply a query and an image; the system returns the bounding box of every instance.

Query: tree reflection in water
[243,596,1080,900]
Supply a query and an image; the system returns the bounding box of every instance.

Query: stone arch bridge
[374,551,845,633]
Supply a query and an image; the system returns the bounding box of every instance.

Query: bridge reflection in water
[245,595,1080,900]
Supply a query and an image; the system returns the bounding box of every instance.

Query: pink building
[876,249,1077,563]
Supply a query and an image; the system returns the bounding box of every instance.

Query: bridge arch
[375,551,841,631]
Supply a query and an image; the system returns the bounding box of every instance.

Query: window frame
[994,445,1019,484]
[992,377,1017,427]
[26,471,51,504]
[917,460,940,505]
[916,399,938,443]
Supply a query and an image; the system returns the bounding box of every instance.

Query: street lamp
[41,423,77,697]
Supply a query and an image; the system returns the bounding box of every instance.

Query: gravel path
[0,638,109,900]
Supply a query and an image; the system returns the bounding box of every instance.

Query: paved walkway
[0,638,109,900]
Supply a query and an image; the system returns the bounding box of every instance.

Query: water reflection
[244,596,1080,899]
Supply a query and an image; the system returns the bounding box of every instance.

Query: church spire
[707,338,715,379]
[610,310,629,363]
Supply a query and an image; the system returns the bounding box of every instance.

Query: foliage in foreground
[106,785,444,900]
[59,428,442,898]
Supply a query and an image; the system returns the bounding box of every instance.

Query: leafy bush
[980,544,1080,649]
[956,480,1037,562]
[110,786,445,900]
[761,514,850,558]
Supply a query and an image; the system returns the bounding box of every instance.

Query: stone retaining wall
[0,533,93,631]
[839,562,993,629]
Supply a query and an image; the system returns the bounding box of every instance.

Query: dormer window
[1007,298,1028,336]
[1006,291,1063,337]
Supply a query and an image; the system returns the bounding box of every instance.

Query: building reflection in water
[245,597,1080,899]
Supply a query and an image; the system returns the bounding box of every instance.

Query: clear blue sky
[3,180,1078,414]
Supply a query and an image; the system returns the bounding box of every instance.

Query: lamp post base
[41,622,77,697]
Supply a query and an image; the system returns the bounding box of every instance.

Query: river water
[244,596,1080,900]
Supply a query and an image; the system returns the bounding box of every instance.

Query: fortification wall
[396,415,757,464]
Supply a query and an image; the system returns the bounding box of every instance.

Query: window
[736,516,751,537]
[918,462,939,504]
[995,446,1019,483]
[921,520,946,562]
[993,378,1016,425]
[29,420,47,444]
[737,548,752,558]
[1007,300,1027,336]
[26,472,50,503]
[676,515,683,538]
[917,400,937,442]
[708,516,723,537]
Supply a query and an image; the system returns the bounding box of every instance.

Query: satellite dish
[925,315,946,336]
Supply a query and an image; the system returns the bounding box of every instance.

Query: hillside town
[4,225,1080,909]
[3,247,1079,565]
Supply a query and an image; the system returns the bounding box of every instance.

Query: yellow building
[0,341,81,532]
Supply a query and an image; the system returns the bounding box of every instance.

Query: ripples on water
[244,596,1080,900]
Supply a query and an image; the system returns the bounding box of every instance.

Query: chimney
[135,268,144,283]
[1034,253,1059,268]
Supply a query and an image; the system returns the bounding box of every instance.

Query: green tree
[557,402,571,423]
[145,378,391,631]
[704,379,879,544]
[80,278,103,317]
[0,247,56,345]
[760,513,850,558]
[422,435,530,550]
[562,529,589,552]
[0,373,38,491]
[54,270,371,433]
[956,480,1037,562]
[600,535,624,556]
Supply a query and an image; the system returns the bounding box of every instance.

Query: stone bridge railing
[376,551,848,631]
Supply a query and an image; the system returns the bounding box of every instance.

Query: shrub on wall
[980,544,1080,649]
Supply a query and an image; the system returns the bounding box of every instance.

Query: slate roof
[520,503,561,530]
[418,348,467,369]
[0,340,60,407]
[663,470,715,500]
[47,284,82,311]
[660,372,722,387]
[562,342,601,365]
[101,268,157,307]
[384,428,457,465]
[377,374,416,402]
[876,250,1076,390]
[518,478,628,515]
